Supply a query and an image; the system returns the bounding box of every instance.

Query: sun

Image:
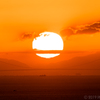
[32,32,63,58]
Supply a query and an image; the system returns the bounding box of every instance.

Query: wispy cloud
[18,31,49,41]
[18,21,100,41]
[60,21,100,37]
[18,32,42,41]
[20,32,33,40]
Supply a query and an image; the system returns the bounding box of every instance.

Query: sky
[0,0,100,52]
[0,0,100,76]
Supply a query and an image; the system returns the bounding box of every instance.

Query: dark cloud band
[60,21,100,37]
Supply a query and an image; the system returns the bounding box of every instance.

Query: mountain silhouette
[48,52,100,70]
[0,58,30,71]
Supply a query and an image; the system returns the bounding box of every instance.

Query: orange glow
[0,0,100,76]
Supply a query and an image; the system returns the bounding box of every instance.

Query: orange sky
[0,0,100,52]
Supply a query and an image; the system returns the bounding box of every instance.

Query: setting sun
[32,32,63,58]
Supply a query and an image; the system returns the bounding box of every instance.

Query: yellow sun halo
[32,32,63,58]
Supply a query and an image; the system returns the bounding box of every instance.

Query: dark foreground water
[0,76,100,100]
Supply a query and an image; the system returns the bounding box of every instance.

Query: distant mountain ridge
[0,58,30,71]
[0,52,100,70]
[48,52,100,70]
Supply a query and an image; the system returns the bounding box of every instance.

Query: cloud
[60,21,100,37]
[60,28,74,37]
[86,22,100,29]
[76,28,99,34]
[18,21,100,40]
[18,30,52,41]
[17,32,33,41]
[18,32,41,41]
[20,32,33,39]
